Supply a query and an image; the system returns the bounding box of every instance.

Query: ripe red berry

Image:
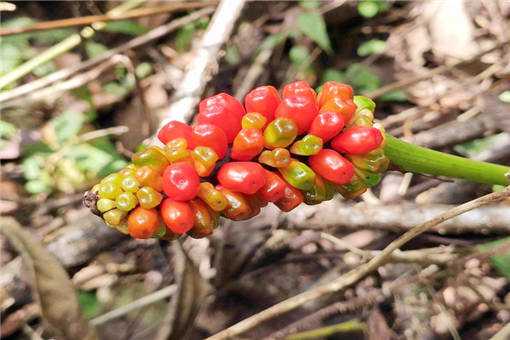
[244,85,281,122]
[191,123,228,159]
[199,92,245,119]
[162,161,200,201]
[275,95,318,134]
[309,111,345,142]
[282,80,316,101]
[231,128,264,161]
[274,182,303,212]
[257,170,286,202]
[309,149,354,185]
[196,95,244,142]
[160,198,194,234]
[317,81,353,106]
[331,126,383,155]
[217,162,267,195]
[320,97,356,123]
[128,207,160,239]
[157,120,193,145]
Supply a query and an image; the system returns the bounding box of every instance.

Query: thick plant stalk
[384,134,510,186]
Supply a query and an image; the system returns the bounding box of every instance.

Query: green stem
[383,133,510,186]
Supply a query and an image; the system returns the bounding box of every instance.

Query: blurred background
[1,1,509,339]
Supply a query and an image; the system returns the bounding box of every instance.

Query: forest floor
[1,1,510,339]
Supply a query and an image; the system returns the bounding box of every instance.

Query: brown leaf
[155,240,211,340]
[0,217,98,340]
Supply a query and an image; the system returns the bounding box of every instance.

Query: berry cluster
[88,81,388,240]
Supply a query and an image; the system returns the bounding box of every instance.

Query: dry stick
[0,7,216,105]
[207,187,510,340]
[90,284,176,326]
[0,0,144,90]
[0,2,215,36]
[363,40,508,99]
[5,55,127,106]
[158,0,246,125]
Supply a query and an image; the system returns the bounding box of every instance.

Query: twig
[158,0,246,125]
[364,40,509,99]
[90,284,177,326]
[207,187,510,339]
[0,7,216,105]
[285,200,510,235]
[0,0,144,90]
[285,320,366,340]
[267,292,381,339]
[490,323,510,340]
[0,2,215,36]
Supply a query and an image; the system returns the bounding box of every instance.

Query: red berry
[217,162,267,195]
[231,128,264,161]
[162,161,200,201]
[199,92,245,118]
[157,120,192,145]
[191,124,228,159]
[274,182,303,212]
[309,149,354,185]
[196,103,241,142]
[257,170,286,202]
[320,97,356,123]
[331,126,383,155]
[128,207,159,239]
[282,80,316,101]
[244,85,281,122]
[309,111,345,142]
[160,198,194,234]
[275,95,318,134]
[317,81,353,106]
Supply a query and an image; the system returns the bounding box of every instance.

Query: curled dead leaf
[0,217,98,340]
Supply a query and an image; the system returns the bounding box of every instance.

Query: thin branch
[0,7,216,105]
[207,187,510,339]
[158,0,246,125]
[0,2,215,36]
[91,285,177,326]
[0,0,144,90]
[364,40,509,99]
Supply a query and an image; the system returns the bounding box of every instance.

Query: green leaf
[380,90,407,102]
[33,61,56,77]
[51,111,85,144]
[32,28,74,45]
[258,32,288,52]
[22,154,45,179]
[104,20,147,36]
[321,69,345,83]
[78,291,101,319]
[297,12,332,53]
[175,24,195,52]
[499,91,510,103]
[225,45,241,66]
[103,81,130,97]
[357,0,380,18]
[353,95,376,112]
[357,39,386,56]
[0,43,23,75]
[478,237,510,280]
[25,179,52,194]
[85,41,108,59]
[289,45,310,66]
[0,120,17,139]
[135,62,153,79]
[345,63,380,93]
[300,0,320,9]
